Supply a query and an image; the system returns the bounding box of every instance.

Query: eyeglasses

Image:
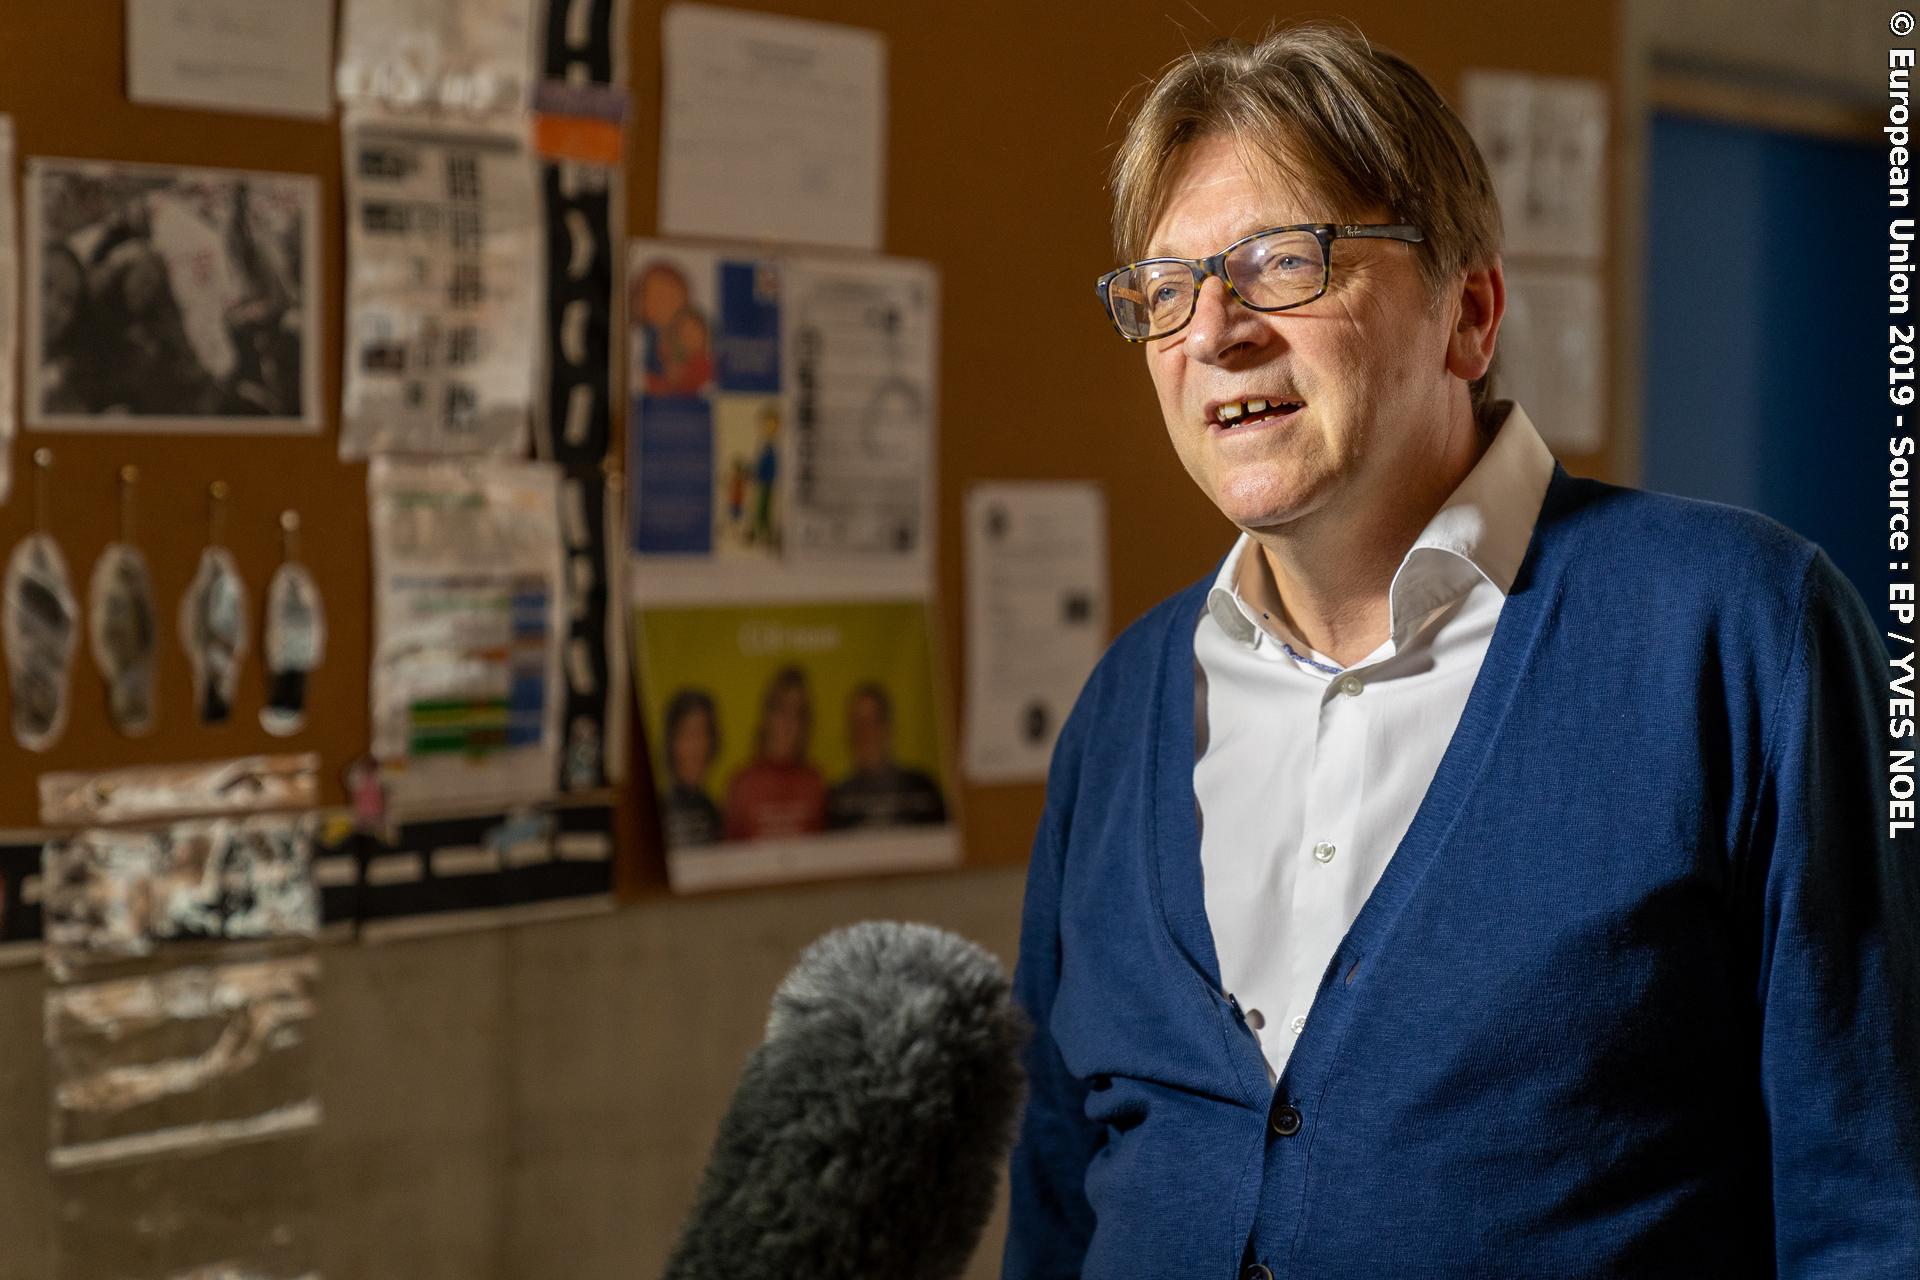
[1094,223,1425,342]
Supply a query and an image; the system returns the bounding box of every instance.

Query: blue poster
[716,260,781,393]
[631,396,713,553]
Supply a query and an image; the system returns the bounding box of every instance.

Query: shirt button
[1313,841,1336,863]
[1270,1104,1302,1137]
[1289,1014,1307,1034]
[1244,1267,1274,1280]
[1338,674,1364,697]
[1244,1007,1266,1030]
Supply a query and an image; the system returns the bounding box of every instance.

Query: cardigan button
[1270,1104,1302,1137]
[1243,1266,1274,1280]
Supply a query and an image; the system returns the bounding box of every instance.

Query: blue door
[1643,111,1884,607]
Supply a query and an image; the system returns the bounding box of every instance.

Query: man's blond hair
[1110,23,1504,416]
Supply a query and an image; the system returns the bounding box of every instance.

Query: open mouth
[1211,397,1304,429]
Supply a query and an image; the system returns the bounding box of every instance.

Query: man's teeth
[1216,398,1300,425]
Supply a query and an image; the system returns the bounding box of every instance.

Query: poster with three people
[634,599,957,892]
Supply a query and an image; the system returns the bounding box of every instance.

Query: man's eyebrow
[1141,219,1318,259]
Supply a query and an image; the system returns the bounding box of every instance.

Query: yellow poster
[634,598,957,891]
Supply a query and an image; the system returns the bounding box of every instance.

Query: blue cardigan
[1003,466,1920,1278]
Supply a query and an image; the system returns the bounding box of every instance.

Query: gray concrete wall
[0,866,1029,1279]
[1639,0,1886,101]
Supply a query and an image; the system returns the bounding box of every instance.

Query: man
[1005,23,1918,1279]
[824,682,947,830]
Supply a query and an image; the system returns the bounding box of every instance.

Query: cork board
[0,0,1621,883]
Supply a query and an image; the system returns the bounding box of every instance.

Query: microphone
[661,920,1029,1279]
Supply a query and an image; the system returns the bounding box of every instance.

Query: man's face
[1142,134,1466,534]
[763,685,809,763]
[668,706,714,786]
[847,693,891,772]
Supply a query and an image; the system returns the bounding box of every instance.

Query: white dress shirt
[1194,404,1556,1083]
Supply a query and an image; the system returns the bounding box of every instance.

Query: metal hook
[279,509,301,562]
[118,465,138,544]
[32,449,52,534]
[208,480,229,547]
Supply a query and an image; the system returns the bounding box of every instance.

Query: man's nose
[1182,274,1268,365]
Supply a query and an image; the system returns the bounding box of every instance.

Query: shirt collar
[1205,401,1557,654]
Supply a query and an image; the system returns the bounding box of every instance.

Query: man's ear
[1445,258,1504,383]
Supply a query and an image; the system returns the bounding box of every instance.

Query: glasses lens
[1107,261,1192,338]
[1226,230,1327,310]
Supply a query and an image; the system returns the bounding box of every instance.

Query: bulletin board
[0,0,1622,889]
[620,0,1624,877]
[0,3,362,827]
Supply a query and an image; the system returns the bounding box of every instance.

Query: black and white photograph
[26,157,319,432]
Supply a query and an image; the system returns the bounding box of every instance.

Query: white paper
[783,255,937,574]
[336,0,535,117]
[340,115,541,458]
[0,117,15,504]
[1463,70,1608,261]
[660,4,886,251]
[964,484,1107,783]
[26,158,320,432]
[1499,265,1605,454]
[369,457,566,811]
[126,0,335,119]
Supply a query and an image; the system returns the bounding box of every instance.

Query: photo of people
[662,687,724,847]
[27,158,317,430]
[826,682,947,830]
[722,665,826,840]
[631,257,715,398]
[635,600,955,881]
[713,397,782,554]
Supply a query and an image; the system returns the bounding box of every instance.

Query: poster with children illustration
[627,240,783,558]
[634,598,958,892]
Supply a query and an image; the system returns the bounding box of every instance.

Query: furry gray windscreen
[661,921,1030,1279]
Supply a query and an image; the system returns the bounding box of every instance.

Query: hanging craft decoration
[260,510,325,737]
[179,481,248,725]
[88,466,158,736]
[4,451,79,751]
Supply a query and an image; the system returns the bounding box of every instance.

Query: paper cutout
[260,560,326,736]
[87,543,158,737]
[40,754,320,828]
[4,533,78,751]
[179,547,249,724]
[344,755,389,833]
